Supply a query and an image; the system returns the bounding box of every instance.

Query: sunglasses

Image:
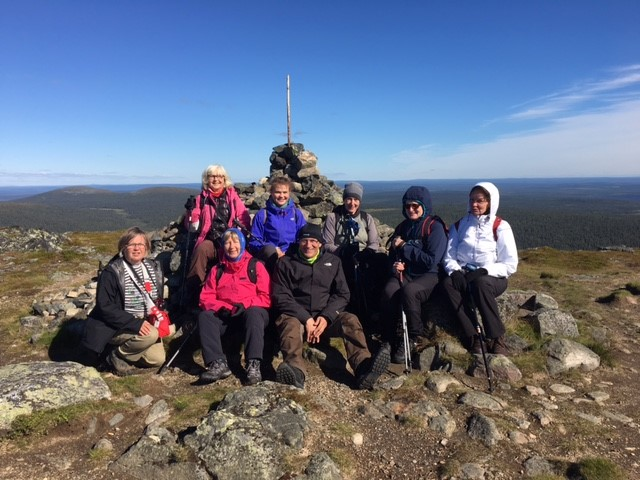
[404,203,421,211]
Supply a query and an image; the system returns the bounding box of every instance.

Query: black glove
[450,270,467,291]
[465,268,488,283]
[216,307,232,318]
[184,195,196,211]
[231,303,246,317]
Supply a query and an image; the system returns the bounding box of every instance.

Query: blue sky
[1,1,639,186]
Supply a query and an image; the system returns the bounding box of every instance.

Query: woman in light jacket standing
[443,182,518,355]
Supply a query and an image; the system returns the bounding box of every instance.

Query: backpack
[454,216,502,241]
[420,215,448,238]
[385,214,447,250]
[215,257,260,285]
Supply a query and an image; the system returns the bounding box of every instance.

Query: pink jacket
[199,253,271,313]
[187,187,251,249]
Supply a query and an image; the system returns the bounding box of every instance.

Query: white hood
[468,181,500,217]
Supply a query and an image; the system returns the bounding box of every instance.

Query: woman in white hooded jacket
[443,182,518,355]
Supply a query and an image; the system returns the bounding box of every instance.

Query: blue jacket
[249,199,306,254]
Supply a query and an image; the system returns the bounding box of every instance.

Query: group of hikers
[79,164,518,391]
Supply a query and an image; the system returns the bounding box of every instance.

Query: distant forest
[1,179,639,251]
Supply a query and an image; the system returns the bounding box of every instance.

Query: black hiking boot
[275,362,305,389]
[391,335,431,365]
[356,343,391,390]
[199,358,232,384]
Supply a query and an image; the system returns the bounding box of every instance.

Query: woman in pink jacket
[184,165,251,307]
[197,228,271,385]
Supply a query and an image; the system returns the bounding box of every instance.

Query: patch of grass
[104,375,146,397]
[6,400,120,439]
[585,341,615,368]
[329,421,356,437]
[511,320,540,346]
[397,413,424,429]
[596,289,631,304]
[625,281,640,295]
[511,350,548,377]
[168,388,232,430]
[540,271,560,279]
[328,448,355,476]
[88,447,113,462]
[69,231,122,255]
[568,457,626,480]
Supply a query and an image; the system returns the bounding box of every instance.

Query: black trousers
[442,274,508,339]
[381,273,440,340]
[198,307,269,366]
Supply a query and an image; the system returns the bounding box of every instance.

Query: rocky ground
[1,233,639,479]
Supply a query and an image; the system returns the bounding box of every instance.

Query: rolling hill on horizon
[1,178,639,250]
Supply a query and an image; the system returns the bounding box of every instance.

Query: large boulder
[183,382,309,480]
[0,361,111,430]
[546,339,600,375]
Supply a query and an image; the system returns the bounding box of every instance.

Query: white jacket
[444,182,518,278]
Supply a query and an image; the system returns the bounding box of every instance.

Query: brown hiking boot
[490,336,510,356]
[467,335,484,355]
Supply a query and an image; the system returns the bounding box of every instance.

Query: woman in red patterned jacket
[184,165,251,307]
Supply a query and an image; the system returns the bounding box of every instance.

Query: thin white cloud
[0,170,187,186]
[508,65,640,122]
[390,98,640,179]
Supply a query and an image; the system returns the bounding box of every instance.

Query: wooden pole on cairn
[286,74,292,147]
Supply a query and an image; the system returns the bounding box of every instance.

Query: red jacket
[187,187,251,249]
[199,252,271,313]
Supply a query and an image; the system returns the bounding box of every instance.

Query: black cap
[298,223,323,242]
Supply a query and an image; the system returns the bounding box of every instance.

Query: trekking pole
[232,218,253,241]
[178,209,194,308]
[157,323,198,374]
[398,271,411,374]
[466,277,494,393]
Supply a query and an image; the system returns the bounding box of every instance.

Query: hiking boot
[200,358,232,384]
[356,343,391,390]
[107,349,136,376]
[490,336,510,356]
[391,339,414,365]
[467,335,485,355]
[275,362,305,389]
[392,335,430,364]
[245,359,262,385]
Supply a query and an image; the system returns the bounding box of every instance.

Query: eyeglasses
[404,203,421,211]
[208,174,224,179]
[470,198,488,204]
[126,243,146,249]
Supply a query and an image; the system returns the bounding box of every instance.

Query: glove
[231,303,246,317]
[216,307,232,318]
[450,270,467,291]
[184,195,196,211]
[465,268,488,283]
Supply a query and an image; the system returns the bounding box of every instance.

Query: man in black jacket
[272,223,390,390]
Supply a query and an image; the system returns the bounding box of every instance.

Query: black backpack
[215,257,260,285]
